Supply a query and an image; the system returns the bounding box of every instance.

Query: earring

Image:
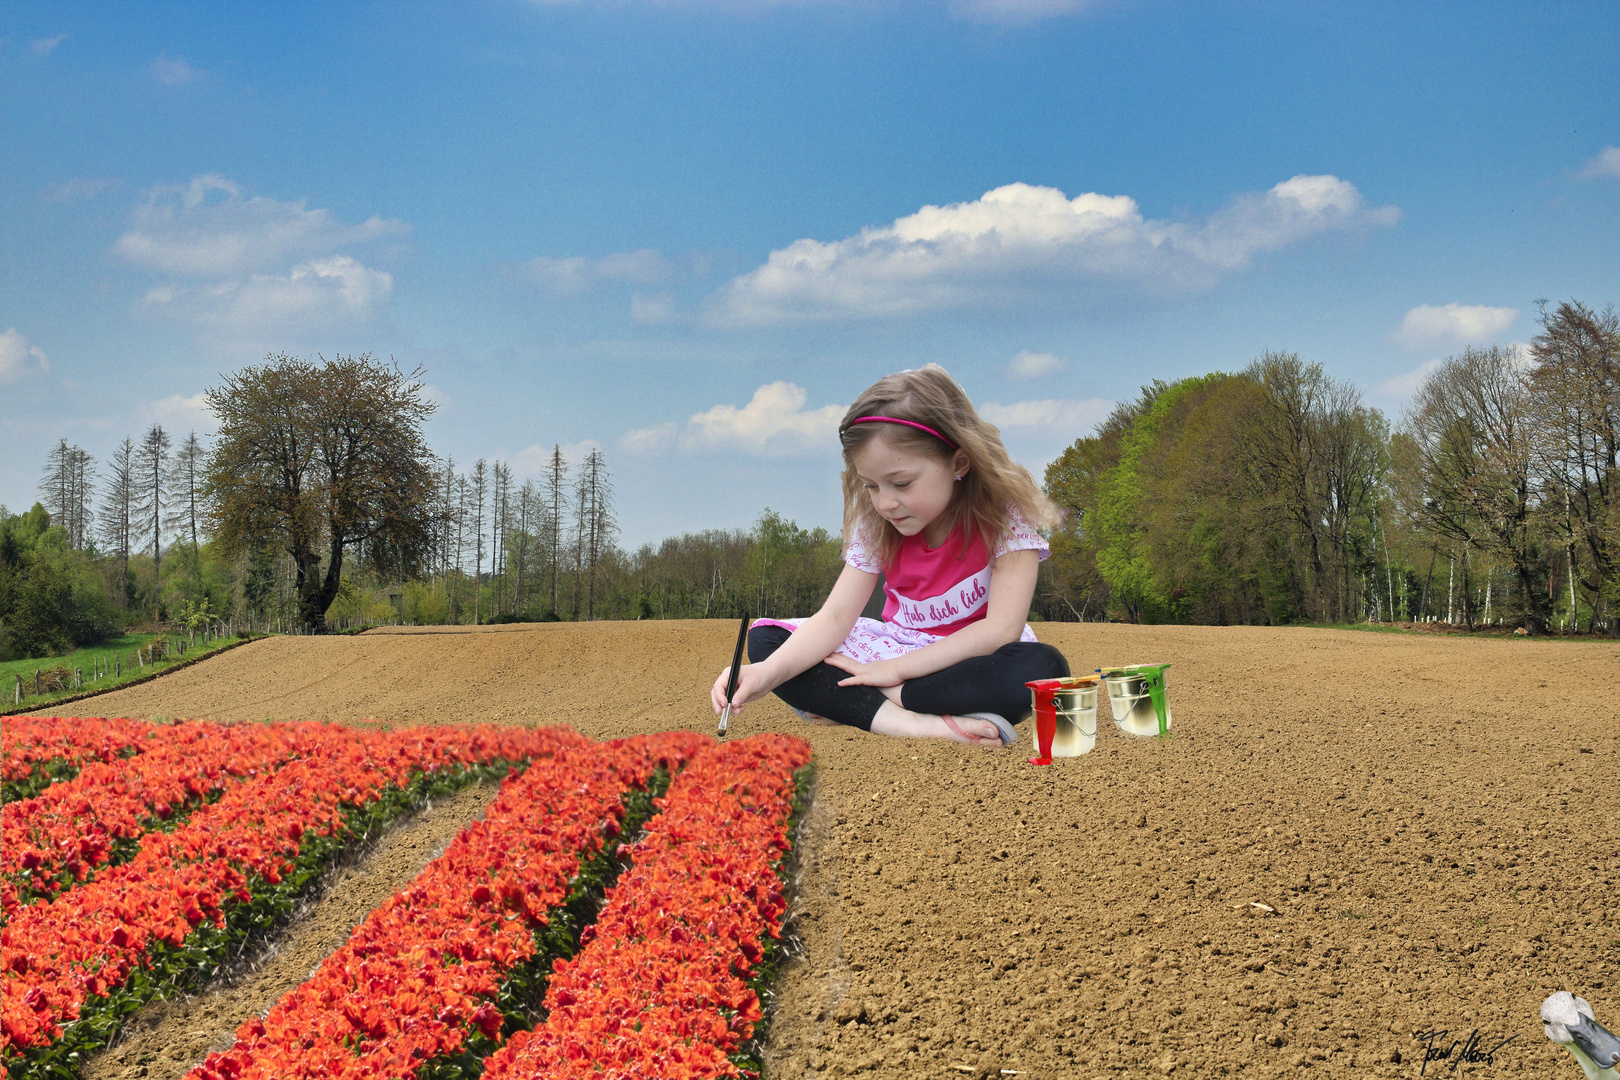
[954,474,963,481]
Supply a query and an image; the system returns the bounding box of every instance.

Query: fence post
[35,670,40,696]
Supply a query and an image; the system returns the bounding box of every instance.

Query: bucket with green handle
[1097,663,1171,736]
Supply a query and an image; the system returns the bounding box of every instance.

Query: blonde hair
[839,364,1059,568]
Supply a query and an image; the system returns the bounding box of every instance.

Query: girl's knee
[1027,642,1070,680]
[747,624,790,663]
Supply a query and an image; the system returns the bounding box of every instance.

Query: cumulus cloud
[1006,349,1067,380]
[520,249,674,296]
[31,34,68,55]
[709,175,1399,324]
[630,292,678,324]
[152,53,204,85]
[1371,358,1445,403]
[143,392,215,431]
[114,174,408,277]
[0,328,52,383]
[1578,146,1620,181]
[620,382,843,457]
[141,256,393,333]
[1393,303,1518,350]
[980,396,1114,437]
[44,176,121,203]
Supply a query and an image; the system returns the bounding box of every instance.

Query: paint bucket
[1099,664,1171,737]
[1024,675,1101,765]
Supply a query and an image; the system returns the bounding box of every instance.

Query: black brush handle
[723,614,750,705]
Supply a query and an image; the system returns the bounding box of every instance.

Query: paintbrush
[718,614,750,737]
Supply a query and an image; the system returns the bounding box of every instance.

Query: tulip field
[0,714,812,1080]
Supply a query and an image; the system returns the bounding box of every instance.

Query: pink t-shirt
[843,507,1049,637]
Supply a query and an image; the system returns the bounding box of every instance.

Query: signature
[1412,1028,1519,1074]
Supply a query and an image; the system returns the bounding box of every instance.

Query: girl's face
[850,432,970,547]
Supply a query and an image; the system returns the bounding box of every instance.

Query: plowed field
[24,621,1619,1079]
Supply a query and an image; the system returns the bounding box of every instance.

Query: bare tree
[39,439,95,549]
[165,431,206,549]
[471,459,487,624]
[99,438,135,597]
[137,425,172,598]
[542,445,568,617]
[492,460,510,616]
[573,448,617,620]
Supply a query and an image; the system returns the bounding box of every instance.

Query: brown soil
[24,621,1620,1079]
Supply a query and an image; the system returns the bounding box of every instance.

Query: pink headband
[848,415,957,449]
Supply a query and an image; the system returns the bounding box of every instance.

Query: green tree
[204,353,438,632]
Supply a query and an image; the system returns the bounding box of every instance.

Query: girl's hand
[824,652,904,688]
[711,662,774,716]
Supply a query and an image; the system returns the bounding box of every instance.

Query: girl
[709,365,1070,747]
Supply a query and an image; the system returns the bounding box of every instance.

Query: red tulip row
[0,720,582,1080]
[0,717,154,804]
[3,720,337,918]
[182,730,708,1080]
[482,733,812,1080]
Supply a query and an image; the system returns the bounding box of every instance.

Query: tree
[39,440,94,550]
[204,353,438,631]
[573,448,616,620]
[1407,346,1547,633]
[542,446,568,617]
[166,430,207,549]
[470,459,487,624]
[1529,299,1619,630]
[136,425,171,611]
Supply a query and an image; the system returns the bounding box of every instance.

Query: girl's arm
[709,561,878,715]
[826,548,1039,688]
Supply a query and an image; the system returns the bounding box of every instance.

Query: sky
[3,0,1617,550]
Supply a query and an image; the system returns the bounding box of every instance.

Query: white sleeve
[993,505,1050,562]
[843,522,884,574]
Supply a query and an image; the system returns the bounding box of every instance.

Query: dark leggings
[746,624,1070,732]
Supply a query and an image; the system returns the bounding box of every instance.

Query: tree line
[1044,300,1617,635]
[6,301,1613,658]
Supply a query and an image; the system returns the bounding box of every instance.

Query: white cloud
[511,440,601,475]
[31,33,68,55]
[1006,349,1067,380]
[44,177,121,203]
[521,249,673,296]
[949,0,1095,22]
[709,175,1399,324]
[0,329,52,383]
[152,52,204,86]
[114,174,408,277]
[1393,303,1518,350]
[630,292,678,324]
[1577,146,1620,181]
[143,392,215,432]
[621,382,844,457]
[1371,358,1444,402]
[141,256,393,333]
[981,396,1114,437]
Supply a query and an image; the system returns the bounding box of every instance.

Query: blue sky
[3,1,1617,549]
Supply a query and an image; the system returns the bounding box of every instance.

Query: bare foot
[870,702,1001,746]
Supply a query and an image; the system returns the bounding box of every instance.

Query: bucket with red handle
[1024,675,1101,765]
